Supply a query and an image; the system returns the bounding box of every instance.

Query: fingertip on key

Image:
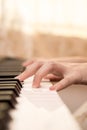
[49,86,55,91]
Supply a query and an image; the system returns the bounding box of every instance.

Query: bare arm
[51,56,87,63]
[22,56,87,67]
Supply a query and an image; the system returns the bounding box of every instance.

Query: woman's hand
[16,57,87,91]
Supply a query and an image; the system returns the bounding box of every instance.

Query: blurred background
[0,0,87,59]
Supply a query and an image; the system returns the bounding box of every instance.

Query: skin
[16,57,87,91]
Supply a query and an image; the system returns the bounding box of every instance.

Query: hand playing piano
[16,57,87,91]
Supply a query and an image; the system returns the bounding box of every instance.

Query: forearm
[51,56,87,63]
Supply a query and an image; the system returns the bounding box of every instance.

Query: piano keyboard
[0,57,81,130]
[0,57,24,130]
[9,77,81,130]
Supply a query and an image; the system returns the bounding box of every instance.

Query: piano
[0,57,82,130]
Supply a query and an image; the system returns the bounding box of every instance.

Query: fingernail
[49,86,55,90]
[14,76,19,79]
[32,83,37,88]
[15,76,23,82]
[32,85,36,88]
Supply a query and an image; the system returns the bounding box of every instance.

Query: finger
[44,74,62,81]
[32,62,66,88]
[22,60,35,67]
[22,58,46,67]
[52,62,67,75]
[16,62,43,81]
[32,63,56,87]
[50,74,80,91]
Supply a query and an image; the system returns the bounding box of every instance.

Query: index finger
[16,62,43,81]
[33,62,66,88]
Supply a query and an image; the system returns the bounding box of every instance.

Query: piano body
[0,57,82,130]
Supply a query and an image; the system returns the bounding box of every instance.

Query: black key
[0,82,21,91]
[0,102,12,130]
[0,86,19,96]
[0,114,11,130]
[0,66,24,72]
[0,90,17,100]
[0,83,20,93]
[0,72,22,78]
[0,102,10,114]
[0,57,25,78]
[0,95,16,108]
[0,78,23,88]
[0,57,25,64]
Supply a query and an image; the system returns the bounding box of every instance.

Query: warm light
[0,0,87,37]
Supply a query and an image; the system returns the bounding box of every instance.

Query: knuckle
[65,77,71,83]
[46,61,55,68]
[35,61,43,67]
[35,71,43,78]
